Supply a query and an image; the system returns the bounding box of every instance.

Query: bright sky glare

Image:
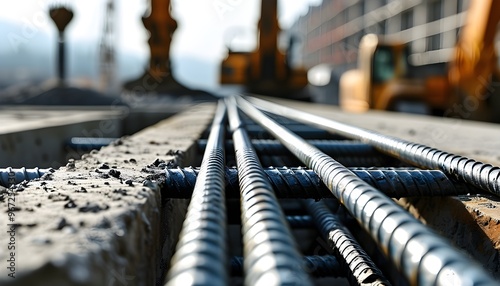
[0,0,320,57]
[0,0,322,88]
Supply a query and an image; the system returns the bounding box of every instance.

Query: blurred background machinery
[293,0,500,122]
[219,0,309,99]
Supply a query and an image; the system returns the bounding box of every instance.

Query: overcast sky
[0,0,321,88]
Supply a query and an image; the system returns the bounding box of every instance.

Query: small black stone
[108,169,121,178]
[56,218,68,230]
[113,188,127,195]
[152,158,165,167]
[79,202,109,213]
[64,200,77,209]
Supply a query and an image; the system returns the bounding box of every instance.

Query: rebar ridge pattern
[162,167,480,199]
[248,96,500,196]
[304,200,390,285]
[227,98,312,286]
[165,102,228,285]
[230,255,343,278]
[237,95,497,285]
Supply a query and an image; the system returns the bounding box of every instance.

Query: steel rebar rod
[248,96,500,197]
[165,101,228,286]
[198,139,394,166]
[226,97,312,286]
[304,200,390,285]
[230,255,343,278]
[0,167,51,187]
[227,215,314,228]
[242,124,334,139]
[235,95,497,285]
[162,167,481,199]
[284,215,314,228]
[198,139,375,156]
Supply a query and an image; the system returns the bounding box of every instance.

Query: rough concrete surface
[0,103,216,286]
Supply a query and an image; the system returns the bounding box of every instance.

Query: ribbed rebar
[230,255,343,278]
[236,95,497,285]
[305,200,390,285]
[248,96,500,197]
[165,101,228,286]
[284,215,314,228]
[243,124,334,139]
[162,167,481,199]
[227,215,314,228]
[66,137,116,151]
[227,97,312,286]
[199,139,375,156]
[0,167,51,187]
[198,139,393,166]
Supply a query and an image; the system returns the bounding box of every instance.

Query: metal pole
[58,33,65,83]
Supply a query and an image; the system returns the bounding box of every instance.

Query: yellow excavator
[220,0,308,99]
[340,0,500,122]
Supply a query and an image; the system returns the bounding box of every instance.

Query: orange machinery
[220,0,308,99]
[340,0,500,122]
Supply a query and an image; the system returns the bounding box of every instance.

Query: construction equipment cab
[340,0,500,122]
[339,34,449,114]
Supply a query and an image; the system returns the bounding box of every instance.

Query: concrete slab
[0,107,126,167]
[0,103,196,167]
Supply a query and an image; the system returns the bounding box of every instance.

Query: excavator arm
[448,0,500,99]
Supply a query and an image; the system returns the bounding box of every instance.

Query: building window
[428,0,443,22]
[457,0,469,13]
[401,10,413,30]
[427,34,441,51]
